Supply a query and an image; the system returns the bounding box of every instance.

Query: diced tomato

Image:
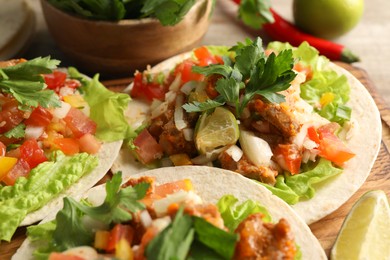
[194,46,222,66]
[133,129,163,164]
[307,126,320,144]
[174,59,205,84]
[19,139,47,169]
[44,71,67,90]
[154,179,193,197]
[0,96,25,134]
[25,106,53,127]
[54,138,80,155]
[274,144,302,175]
[64,79,81,89]
[78,134,101,154]
[293,62,313,81]
[130,73,166,102]
[317,130,355,166]
[63,108,97,138]
[106,224,134,253]
[48,253,85,260]
[1,159,30,185]
[0,141,5,156]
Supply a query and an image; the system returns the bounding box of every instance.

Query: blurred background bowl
[40,0,212,77]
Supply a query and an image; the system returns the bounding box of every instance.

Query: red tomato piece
[78,134,101,154]
[48,253,85,260]
[63,108,97,138]
[25,106,53,127]
[54,138,80,155]
[307,126,320,144]
[0,141,5,156]
[131,73,166,102]
[106,224,134,253]
[133,129,163,165]
[274,144,302,175]
[44,71,67,90]
[19,139,47,169]
[64,79,81,89]
[194,46,220,66]
[2,159,30,186]
[317,130,355,166]
[154,179,193,197]
[0,96,25,134]
[174,59,205,84]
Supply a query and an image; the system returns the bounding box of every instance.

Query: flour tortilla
[0,0,36,60]
[13,166,327,259]
[112,51,381,224]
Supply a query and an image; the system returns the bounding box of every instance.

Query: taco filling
[0,58,132,241]
[26,173,299,260]
[126,38,355,204]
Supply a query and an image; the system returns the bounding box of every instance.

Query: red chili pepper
[232,1,359,63]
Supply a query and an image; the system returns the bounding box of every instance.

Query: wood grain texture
[0,63,389,259]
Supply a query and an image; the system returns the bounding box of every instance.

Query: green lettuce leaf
[262,158,343,205]
[217,195,271,231]
[69,67,136,142]
[267,41,352,124]
[0,151,98,242]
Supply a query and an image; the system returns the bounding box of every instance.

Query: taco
[111,38,381,224]
[0,58,133,241]
[13,167,326,259]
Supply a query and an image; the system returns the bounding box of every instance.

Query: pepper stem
[341,48,360,63]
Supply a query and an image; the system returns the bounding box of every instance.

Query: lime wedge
[195,107,239,154]
[330,190,390,260]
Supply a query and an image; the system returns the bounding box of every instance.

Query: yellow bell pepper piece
[169,154,193,166]
[115,238,133,260]
[63,94,87,109]
[0,157,18,180]
[320,92,335,107]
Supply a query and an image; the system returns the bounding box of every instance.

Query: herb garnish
[182,38,297,117]
[0,57,61,110]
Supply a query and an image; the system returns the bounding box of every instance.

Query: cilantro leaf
[146,207,194,260]
[183,98,225,113]
[0,57,61,109]
[215,78,241,104]
[2,124,25,139]
[192,64,233,78]
[237,0,274,29]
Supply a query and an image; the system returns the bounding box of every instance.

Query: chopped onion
[150,99,163,111]
[180,81,197,95]
[152,216,171,232]
[303,138,318,150]
[174,94,187,130]
[52,101,71,119]
[154,190,189,217]
[239,129,273,167]
[225,145,243,162]
[151,101,169,119]
[191,146,227,165]
[59,86,75,97]
[183,128,194,141]
[293,124,310,148]
[169,74,182,91]
[25,126,44,140]
[140,210,153,228]
[165,91,177,104]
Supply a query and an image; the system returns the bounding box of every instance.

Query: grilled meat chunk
[234,213,297,260]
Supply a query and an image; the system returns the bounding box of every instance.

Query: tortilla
[13,166,327,259]
[113,49,381,225]
[20,140,122,226]
[0,0,36,60]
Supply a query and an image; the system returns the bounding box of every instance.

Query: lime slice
[330,190,390,260]
[195,107,239,154]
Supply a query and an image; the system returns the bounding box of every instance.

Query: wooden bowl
[40,0,212,77]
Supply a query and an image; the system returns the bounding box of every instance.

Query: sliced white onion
[183,128,194,141]
[150,99,163,112]
[239,129,273,167]
[225,145,243,162]
[152,216,171,232]
[191,146,227,165]
[153,190,202,217]
[25,126,44,140]
[59,86,75,97]
[140,210,153,228]
[165,91,177,104]
[151,101,169,119]
[169,74,182,91]
[180,81,197,95]
[292,123,310,148]
[302,138,318,150]
[52,101,71,119]
[174,94,187,130]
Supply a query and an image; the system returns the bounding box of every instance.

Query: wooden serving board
[0,63,389,259]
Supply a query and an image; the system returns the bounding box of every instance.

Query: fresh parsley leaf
[153,0,196,26]
[215,78,241,104]
[192,64,233,78]
[146,207,195,260]
[183,98,225,113]
[2,124,25,139]
[237,0,274,29]
[233,38,264,79]
[0,57,61,109]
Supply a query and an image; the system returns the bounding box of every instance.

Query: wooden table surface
[2,0,390,259]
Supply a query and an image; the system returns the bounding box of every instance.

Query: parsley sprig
[182,38,297,117]
[0,57,61,110]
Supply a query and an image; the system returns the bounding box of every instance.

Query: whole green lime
[293,0,364,39]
